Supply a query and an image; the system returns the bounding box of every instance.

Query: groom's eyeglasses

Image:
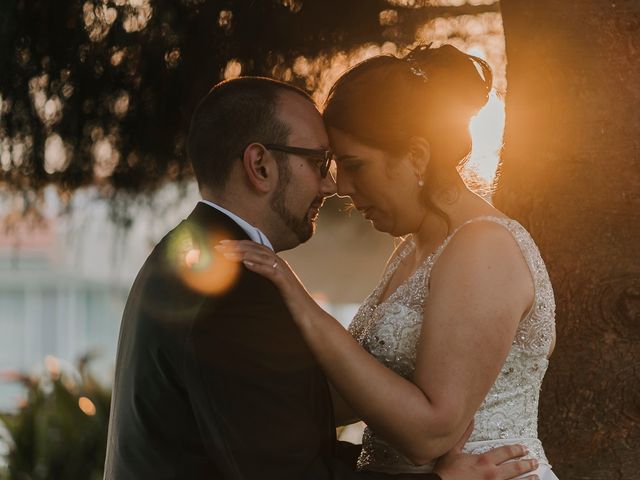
[264,144,334,179]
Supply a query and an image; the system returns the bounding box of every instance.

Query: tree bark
[495,1,640,478]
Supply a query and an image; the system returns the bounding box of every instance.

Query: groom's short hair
[187,76,314,191]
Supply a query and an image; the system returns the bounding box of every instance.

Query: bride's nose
[336,170,355,198]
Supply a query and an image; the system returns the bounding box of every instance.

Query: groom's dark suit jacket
[104,203,439,480]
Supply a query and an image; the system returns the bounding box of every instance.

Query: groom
[104,77,538,480]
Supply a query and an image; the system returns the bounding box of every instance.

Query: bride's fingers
[223,250,276,267]
[218,245,280,267]
[483,444,529,466]
[496,458,539,479]
[216,243,275,262]
[215,242,292,282]
[241,256,284,279]
[220,252,244,261]
[218,239,271,254]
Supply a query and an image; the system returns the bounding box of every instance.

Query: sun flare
[468,90,505,182]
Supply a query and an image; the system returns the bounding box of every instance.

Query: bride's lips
[357,206,374,219]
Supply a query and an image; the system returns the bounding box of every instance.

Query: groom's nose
[320,169,337,198]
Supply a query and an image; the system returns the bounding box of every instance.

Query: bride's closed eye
[339,160,364,173]
[336,154,366,173]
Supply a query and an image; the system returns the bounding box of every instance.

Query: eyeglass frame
[262,143,335,179]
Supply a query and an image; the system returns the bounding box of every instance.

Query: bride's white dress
[347,216,559,479]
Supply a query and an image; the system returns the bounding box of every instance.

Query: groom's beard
[270,180,318,245]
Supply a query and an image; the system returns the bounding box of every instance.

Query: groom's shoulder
[143,218,283,304]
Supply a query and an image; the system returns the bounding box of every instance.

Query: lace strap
[372,236,415,299]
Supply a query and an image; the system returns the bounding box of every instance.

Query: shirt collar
[198,200,274,251]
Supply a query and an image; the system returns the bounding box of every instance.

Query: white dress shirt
[199,200,274,251]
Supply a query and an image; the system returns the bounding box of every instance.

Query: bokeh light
[224,60,242,80]
[78,396,97,416]
[44,355,60,377]
[44,134,69,174]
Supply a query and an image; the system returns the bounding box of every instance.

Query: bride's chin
[373,219,410,237]
[363,210,394,234]
[369,217,394,235]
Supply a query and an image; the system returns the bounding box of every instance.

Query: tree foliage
[0,0,393,198]
[0,354,111,480]
[0,0,500,202]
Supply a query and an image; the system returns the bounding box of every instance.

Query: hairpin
[409,64,429,81]
[405,43,433,82]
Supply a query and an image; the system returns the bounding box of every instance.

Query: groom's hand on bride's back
[433,422,539,480]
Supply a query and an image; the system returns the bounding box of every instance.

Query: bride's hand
[215,240,311,307]
[434,421,539,480]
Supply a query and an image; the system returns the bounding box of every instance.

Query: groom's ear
[407,136,431,174]
[241,143,279,193]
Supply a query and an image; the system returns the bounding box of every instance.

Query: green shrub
[0,354,110,480]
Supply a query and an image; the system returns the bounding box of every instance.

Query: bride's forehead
[327,128,359,148]
[329,130,386,158]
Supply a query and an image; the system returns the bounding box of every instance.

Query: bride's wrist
[292,295,325,331]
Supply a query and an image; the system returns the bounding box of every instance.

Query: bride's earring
[417,174,424,187]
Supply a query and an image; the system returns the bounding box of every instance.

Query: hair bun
[404,44,492,119]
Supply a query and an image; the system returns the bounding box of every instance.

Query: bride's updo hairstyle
[323,44,492,224]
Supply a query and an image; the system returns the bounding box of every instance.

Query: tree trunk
[495,1,640,478]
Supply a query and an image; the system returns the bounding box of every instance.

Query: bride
[219,44,558,479]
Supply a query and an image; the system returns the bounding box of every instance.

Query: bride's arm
[217,223,533,464]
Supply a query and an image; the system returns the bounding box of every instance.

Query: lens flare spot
[166,224,240,296]
[78,396,97,416]
[184,248,200,268]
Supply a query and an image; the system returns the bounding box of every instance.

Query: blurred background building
[0,207,127,410]
[0,186,404,411]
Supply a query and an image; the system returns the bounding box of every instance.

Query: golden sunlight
[415,13,507,183]
[468,90,505,182]
[296,11,507,185]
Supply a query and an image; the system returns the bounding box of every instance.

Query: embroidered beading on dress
[347,216,556,473]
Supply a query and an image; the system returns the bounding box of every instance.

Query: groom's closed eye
[311,158,328,172]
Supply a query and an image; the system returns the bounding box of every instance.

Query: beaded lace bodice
[347,216,556,472]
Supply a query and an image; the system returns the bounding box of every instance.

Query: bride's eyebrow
[336,154,362,162]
